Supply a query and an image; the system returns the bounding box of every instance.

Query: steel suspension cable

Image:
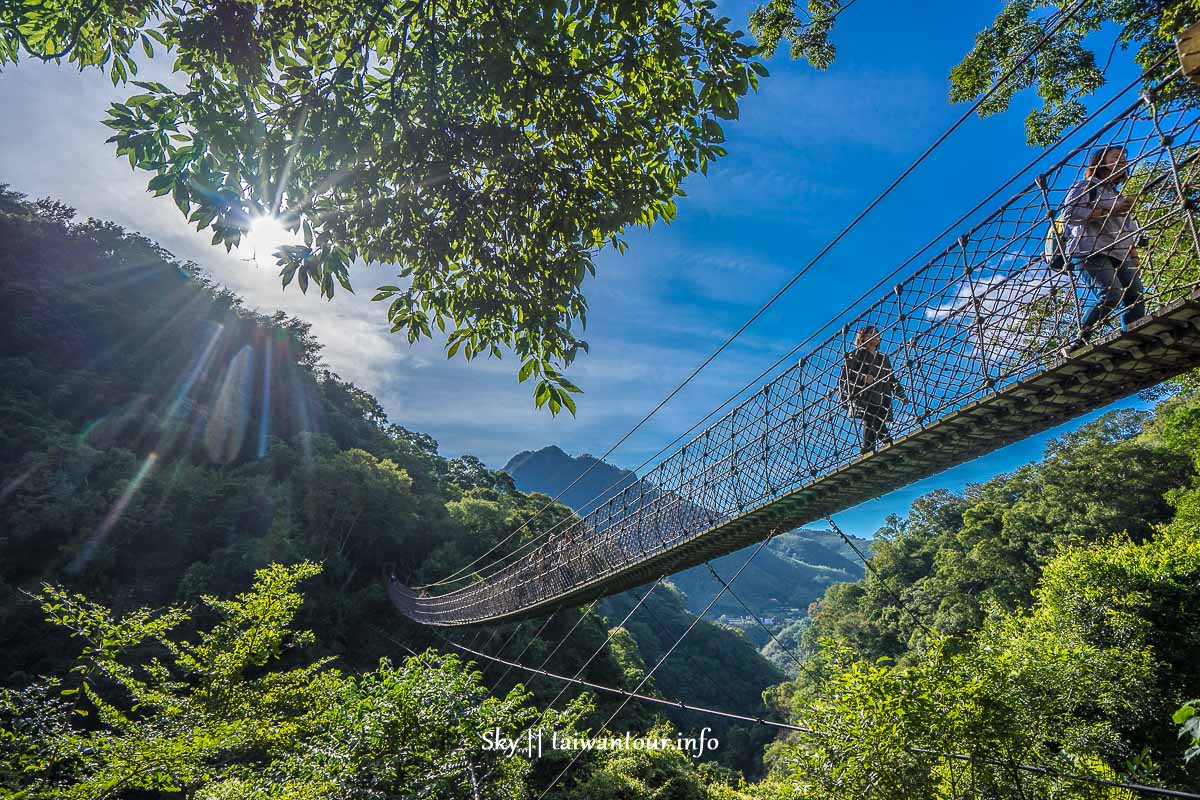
[479,622,525,679]
[494,613,557,687]
[432,580,667,751]
[700,561,808,675]
[443,635,807,731]
[535,532,779,798]
[825,514,939,640]
[539,582,664,712]
[415,0,1091,592]
[475,627,500,658]
[524,599,601,693]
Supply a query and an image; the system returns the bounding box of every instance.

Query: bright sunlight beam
[239,216,301,265]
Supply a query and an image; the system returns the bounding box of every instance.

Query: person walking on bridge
[1059,145,1145,351]
[839,325,906,455]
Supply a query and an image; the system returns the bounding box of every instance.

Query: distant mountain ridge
[503,445,636,512]
[502,445,870,620]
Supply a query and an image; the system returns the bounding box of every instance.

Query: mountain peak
[501,444,571,474]
[503,445,634,510]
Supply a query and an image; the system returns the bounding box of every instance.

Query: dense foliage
[3,559,795,799]
[801,406,1191,661]
[768,527,1200,797]
[757,399,1200,794]
[4,182,1200,793]
[0,188,783,791]
[1,562,543,799]
[0,0,774,409]
[5,0,1200,793]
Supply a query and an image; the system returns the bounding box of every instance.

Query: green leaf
[147,174,173,192]
[172,181,189,214]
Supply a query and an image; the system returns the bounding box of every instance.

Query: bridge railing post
[760,383,779,497]
[818,341,844,473]
[728,408,746,512]
[891,283,930,429]
[957,233,998,394]
[835,322,856,461]
[786,360,806,478]
[630,474,651,561]
[1034,172,1088,349]
[1148,91,1200,301]
[789,357,823,483]
[699,429,716,527]
[651,463,671,554]
[607,491,630,572]
[673,442,694,543]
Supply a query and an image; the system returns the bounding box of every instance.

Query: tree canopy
[759,393,1200,793]
[1,562,546,799]
[0,0,773,411]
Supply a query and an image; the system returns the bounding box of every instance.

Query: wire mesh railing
[393,79,1200,625]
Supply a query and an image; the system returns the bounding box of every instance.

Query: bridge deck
[390,294,1200,625]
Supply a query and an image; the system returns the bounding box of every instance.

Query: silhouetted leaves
[1,0,765,410]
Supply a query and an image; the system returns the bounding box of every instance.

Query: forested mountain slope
[765,400,1200,793]
[0,187,779,776]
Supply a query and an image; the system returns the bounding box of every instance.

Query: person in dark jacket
[839,325,906,454]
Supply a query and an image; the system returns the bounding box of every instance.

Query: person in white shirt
[1060,145,1145,349]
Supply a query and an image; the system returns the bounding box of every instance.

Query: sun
[239,216,301,265]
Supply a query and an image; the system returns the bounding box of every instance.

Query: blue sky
[0,1,1149,536]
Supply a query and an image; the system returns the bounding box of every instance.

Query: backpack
[1042,182,1099,272]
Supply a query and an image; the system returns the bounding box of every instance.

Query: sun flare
[239,216,301,264]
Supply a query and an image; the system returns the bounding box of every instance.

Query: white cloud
[924,262,1074,368]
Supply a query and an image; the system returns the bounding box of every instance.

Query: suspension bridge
[391,77,1200,627]
[375,17,1200,795]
